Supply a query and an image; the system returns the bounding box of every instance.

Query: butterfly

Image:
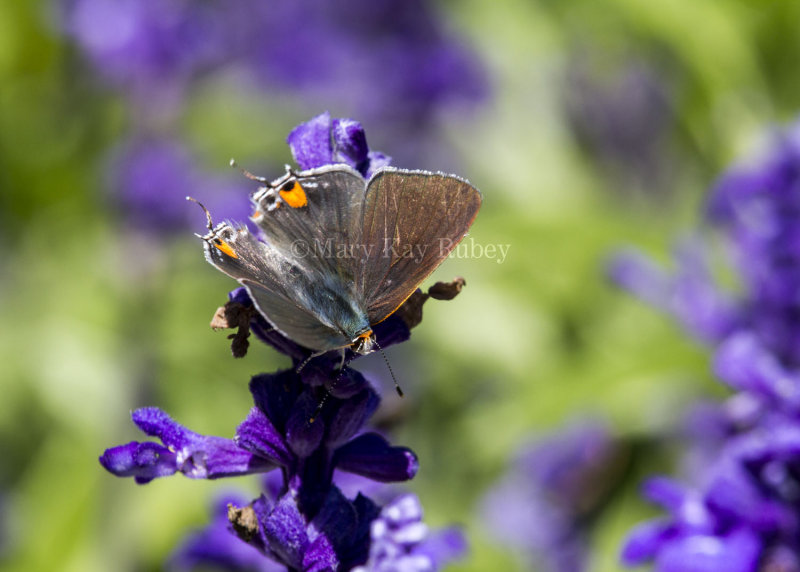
[195,163,481,358]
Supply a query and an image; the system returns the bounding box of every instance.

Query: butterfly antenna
[230,158,268,183]
[186,196,214,232]
[297,351,321,373]
[373,339,403,397]
[309,388,330,424]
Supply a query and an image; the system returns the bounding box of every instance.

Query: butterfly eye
[351,330,376,355]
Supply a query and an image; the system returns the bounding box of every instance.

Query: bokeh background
[3,0,800,570]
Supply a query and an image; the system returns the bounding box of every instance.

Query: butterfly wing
[201,164,374,351]
[202,223,351,352]
[250,164,374,341]
[252,164,365,284]
[358,168,482,324]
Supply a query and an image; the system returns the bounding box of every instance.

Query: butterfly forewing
[252,165,365,283]
[358,168,482,324]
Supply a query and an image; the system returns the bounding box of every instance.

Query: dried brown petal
[227,503,259,542]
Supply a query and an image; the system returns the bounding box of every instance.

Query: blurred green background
[3,0,800,570]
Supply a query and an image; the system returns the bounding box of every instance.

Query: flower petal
[655,528,761,572]
[331,118,368,167]
[99,441,177,484]
[262,493,310,570]
[235,406,293,468]
[620,519,674,566]
[326,388,380,448]
[287,112,333,170]
[335,433,418,482]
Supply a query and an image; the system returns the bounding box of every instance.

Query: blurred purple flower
[110,137,251,235]
[611,119,800,369]
[706,122,800,366]
[240,0,488,118]
[482,421,624,572]
[617,117,800,570]
[62,0,489,170]
[565,58,676,194]
[63,0,226,91]
[608,240,740,344]
[622,416,800,571]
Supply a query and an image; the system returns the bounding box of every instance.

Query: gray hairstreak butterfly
[192,163,481,364]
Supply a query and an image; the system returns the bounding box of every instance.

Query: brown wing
[357,168,482,324]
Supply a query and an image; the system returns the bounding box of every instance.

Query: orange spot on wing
[214,239,239,259]
[279,181,308,208]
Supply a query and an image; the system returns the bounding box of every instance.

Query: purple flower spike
[617,116,800,570]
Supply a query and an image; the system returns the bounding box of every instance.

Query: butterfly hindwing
[357,168,482,324]
[201,223,350,351]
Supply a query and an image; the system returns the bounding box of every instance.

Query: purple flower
[101,371,420,570]
[611,118,800,369]
[706,121,800,366]
[101,372,417,487]
[240,0,488,151]
[622,415,800,571]
[62,0,489,171]
[288,113,391,179]
[617,116,800,570]
[608,241,740,344]
[482,421,623,572]
[109,137,252,235]
[353,494,467,572]
[565,58,675,194]
[63,0,225,91]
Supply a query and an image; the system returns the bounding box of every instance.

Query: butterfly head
[350,329,376,355]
